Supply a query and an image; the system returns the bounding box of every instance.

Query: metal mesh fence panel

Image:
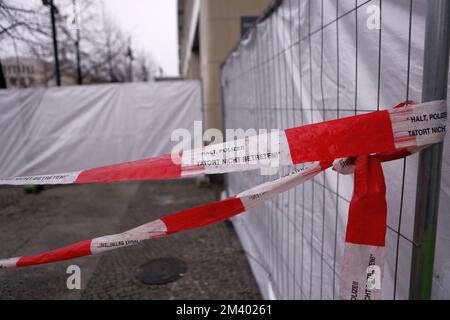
[220,0,448,300]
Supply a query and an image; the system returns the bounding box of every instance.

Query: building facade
[1,56,116,89]
[178,0,272,132]
[0,58,52,89]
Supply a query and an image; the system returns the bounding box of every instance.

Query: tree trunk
[0,60,7,89]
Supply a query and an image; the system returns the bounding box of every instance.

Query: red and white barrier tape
[0,100,445,185]
[0,100,447,300]
[0,161,327,268]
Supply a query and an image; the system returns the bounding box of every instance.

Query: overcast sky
[103,0,179,76]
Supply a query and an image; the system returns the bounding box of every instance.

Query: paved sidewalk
[0,180,261,300]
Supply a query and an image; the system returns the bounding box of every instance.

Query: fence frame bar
[409,0,450,300]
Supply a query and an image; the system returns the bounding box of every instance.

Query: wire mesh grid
[221,0,425,300]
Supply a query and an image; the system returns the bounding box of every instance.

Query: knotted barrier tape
[0,100,446,300]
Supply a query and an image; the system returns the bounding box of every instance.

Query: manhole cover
[135,257,188,285]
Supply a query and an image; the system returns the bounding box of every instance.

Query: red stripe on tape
[162,197,246,234]
[16,240,92,267]
[285,110,395,163]
[76,154,181,184]
[345,155,387,246]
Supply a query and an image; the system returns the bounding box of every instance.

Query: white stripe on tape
[90,219,167,254]
[238,162,325,210]
[390,100,447,149]
[0,257,20,269]
[339,243,385,300]
[181,130,293,175]
[0,171,81,186]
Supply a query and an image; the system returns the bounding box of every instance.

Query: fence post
[409,0,450,300]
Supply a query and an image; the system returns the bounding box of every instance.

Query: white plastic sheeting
[221,0,449,299]
[0,81,202,177]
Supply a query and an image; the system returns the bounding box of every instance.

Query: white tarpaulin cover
[0,81,202,177]
[221,0,449,299]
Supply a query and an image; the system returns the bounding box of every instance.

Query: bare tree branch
[1,0,159,85]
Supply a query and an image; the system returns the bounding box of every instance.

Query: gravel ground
[0,180,261,300]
